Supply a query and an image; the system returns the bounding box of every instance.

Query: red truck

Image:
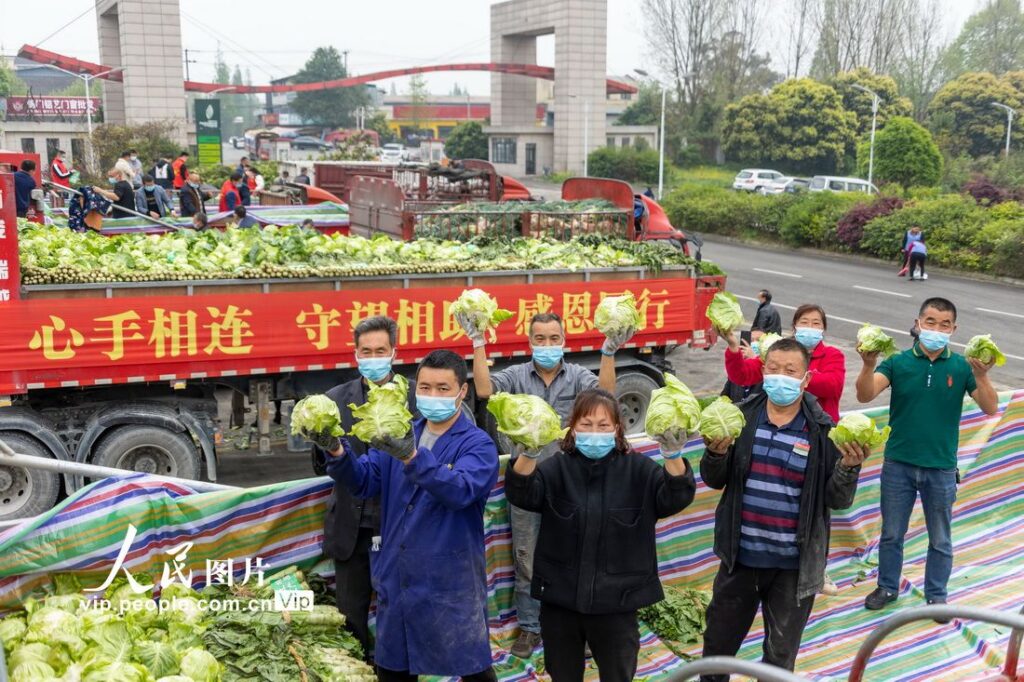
[0,172,723,521]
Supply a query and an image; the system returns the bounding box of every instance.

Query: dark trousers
[539,602,640,682]
[909,251,926,275]
[334,527,375,657]
[377,667,497,682]
[700,564,815,682]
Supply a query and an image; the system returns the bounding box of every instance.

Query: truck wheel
[0,432,61,521]
[92,426,201,481]
[616,372,660,435]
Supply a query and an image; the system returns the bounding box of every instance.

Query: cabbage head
[179,647,220,682]
[829,413,890,448]
[645,373,702,437]
[0,616,26,651]
[706,291,744,334]
[486,393,568,450]
[450,289,513,343]
[757,333,783,363]
[133,640,180,678]
[698,397,746,440]
[856,324,898,357]
[594,293,642,336]
[349,374,413,442]
[11,660,56,682]
[290,394,345,438]
[964,334,1006,366]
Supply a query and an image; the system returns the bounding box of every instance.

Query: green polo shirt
[876,343,976,469]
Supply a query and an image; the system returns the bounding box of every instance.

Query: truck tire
[92,426,201,481]
[616,372,660,435]
[0,432,61,521]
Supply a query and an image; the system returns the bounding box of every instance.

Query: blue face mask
[793,327,824,349]
[532,345,564,370]
[575,431,616,459]
[762,374,804,407]
[144,185,155,192]
[416,394,459,423]
[750,341,760,357]
[918,329,950,352]
[357,354,393,383]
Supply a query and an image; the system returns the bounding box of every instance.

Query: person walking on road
[751,289,783,336]
[460,311,635,659]
[505,388,696,682]
[699,338,869,681]
[857,297,999,618]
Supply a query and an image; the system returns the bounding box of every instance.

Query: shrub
[778,191,862,247]
[857,117,942,188]
[962,176,1011,205]
[663,186,761,237]
[588,146,661,184]
[836,196,904,249]
[861,194,986,267]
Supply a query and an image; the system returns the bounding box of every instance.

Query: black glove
[303,427,342,455]
[371,431,417,461]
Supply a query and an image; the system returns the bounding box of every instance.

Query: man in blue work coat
[318,349,499,682]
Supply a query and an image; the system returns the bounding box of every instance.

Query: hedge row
[662,186,1024,278]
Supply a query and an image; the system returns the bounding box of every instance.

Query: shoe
[510,631,542,658]
[922,273,928,280]
[864,587,898,610]
[927,598,951,624]
[821,572,839,596]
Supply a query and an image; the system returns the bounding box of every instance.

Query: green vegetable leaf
[829,413,891,448]
[179,647,220,682]
[638,586,711,646]
[450,289,513,343]
[757,332,783,362]
[645,373,702,437]
[964,334,1006,367]
[133,640,180,678]
[857,324,898,357]
[698,397,746,440]
[290,395,345,438]
[348,374,414,442]
[486,393,568,450]
[594,293,642,336]
[706,291,744,334]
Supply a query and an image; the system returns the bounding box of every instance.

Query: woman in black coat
[504,388,696,682]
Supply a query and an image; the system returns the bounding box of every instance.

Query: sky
[0,0,983,96]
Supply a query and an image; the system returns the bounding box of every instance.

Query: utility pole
[183,48,197,81]
[852,84,881,189]
[342,50,350,74]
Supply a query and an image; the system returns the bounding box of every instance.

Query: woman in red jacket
[723,303,845,422]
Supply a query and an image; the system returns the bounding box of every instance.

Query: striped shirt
[737,408,810,569]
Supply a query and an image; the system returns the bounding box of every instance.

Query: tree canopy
[943,0,1024,77]
[291,46,368,128]
[443,121,488,160]
[927,71,1023,157]
[831,68,913,137]
[858,116,942,187]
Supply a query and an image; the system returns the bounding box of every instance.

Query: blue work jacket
[327,413,498,676]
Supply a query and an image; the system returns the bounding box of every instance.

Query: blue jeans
[877,459,958,601]
[510,504,542,633]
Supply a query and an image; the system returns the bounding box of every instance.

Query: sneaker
[922,273,929,280]
[927,598,951,624]
[821,572,839,596]
[510,631,542,658]
[864,587,898,610]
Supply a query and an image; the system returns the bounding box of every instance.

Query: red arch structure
[18,45,638,95]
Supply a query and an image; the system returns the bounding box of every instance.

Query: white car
[759,177,810,195]
[733,169,785,192]
[380,144,406,163]
[808,175,878,194]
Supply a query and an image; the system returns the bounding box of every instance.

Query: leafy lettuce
[290,395,345,438]
[857,324,898,357]
[450,289,513,343]
[705,291,744,334]
[698,397,746,440]
[829,412,891,447]
[645,373,702,437]
[757,332,783,362]
[594,293,642,336]
[965,334,1006,366]
[349,374,414,442]
[486,393,568,450]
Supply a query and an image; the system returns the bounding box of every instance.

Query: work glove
[371,431,417,462]
[454,312,487,348]
[303,427,343,456]
[511,443,543,460]
[652,428,688,460]
[601,325,636,356]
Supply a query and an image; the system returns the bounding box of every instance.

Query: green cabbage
[645,373,702,437]
[11,660,56,681]
[82,660,152,682]
[964,334,1006,366]
[0,616,26,651]
[8,641,52,669]
[290,394,345,438]
[349,373,414,442]
[133,640,180,678]
[178,647,220,682]
[857,324,898,357]
[450,289,513,343]
[594,293,642,336]
[829,412,891,447]
[706,291,744,333]
[486,393,568,450]
[757,333,783,362]
[698,397,747,440]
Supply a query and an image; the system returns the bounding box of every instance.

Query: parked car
[733,169,785,192]
[808,175,878,194]
[759,177,810,195]
[228,136,245,149]
[291,136,332,151]
[380,143,406,163]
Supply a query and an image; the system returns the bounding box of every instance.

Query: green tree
[858,116,942,187]
[616,81,661,126]
[722,78,857,173]
[443,121,488,160]
[927,72,1023,156]
[943,0,1024,77]
[364,111,399,145]
[90,121,180,179]
[407,74,430,132]
[0,56,28,97]
[291,46,368,128]
[831,68,913,138]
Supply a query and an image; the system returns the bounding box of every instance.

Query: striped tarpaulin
[0,391,1021,681]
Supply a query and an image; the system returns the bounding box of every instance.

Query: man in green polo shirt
[855,297,999,615]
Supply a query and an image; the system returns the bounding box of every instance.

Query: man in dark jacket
[698,338,870,681]
[312,315,414,657]
[751,289,783,336]
[179,171,214,217]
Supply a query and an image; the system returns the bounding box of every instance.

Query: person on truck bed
[179,171,216,217]
[505,388,696,681]
[309,315,417,659]
[110,168,136,219]
[14,160,37,218]
[459,310,635,660]
[218,172,244,212]
[135,174,175,218]
[313,349,499,682]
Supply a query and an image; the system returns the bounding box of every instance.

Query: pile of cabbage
[486,393,568,451]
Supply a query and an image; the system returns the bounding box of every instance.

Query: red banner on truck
[0,279,697,395]
[0,174,20,304]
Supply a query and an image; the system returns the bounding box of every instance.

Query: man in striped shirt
[698,338,869,680]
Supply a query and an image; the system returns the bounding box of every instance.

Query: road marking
[852,285,912,299]
[976,307,1024,320]
[753,267,803,279]
[733,295,1024,362]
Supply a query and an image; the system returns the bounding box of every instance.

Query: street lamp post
[992,102,1016,158]
[851,84,881,188]
[584,97,590,177]
[634,68,668,199]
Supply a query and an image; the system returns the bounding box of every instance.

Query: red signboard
[3,96,100,120]
[0,279,698,395]
[0,174,20,306]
